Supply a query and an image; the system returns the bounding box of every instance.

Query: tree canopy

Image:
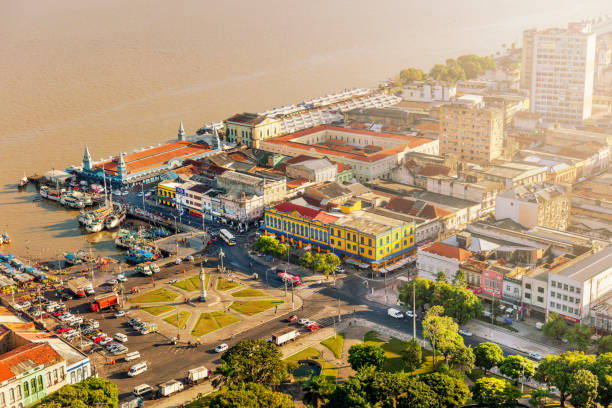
[499,355,535,384]
[535,351,596,407]
[348,343,386,371]
[208,383,295,408]
[569,369,598,408]
[35,378,118,408]
[474,342,504,373]
[566,323,593,351]
[422,305,458,365]
[542,312,568,340]
[218,339,289,386]
[471,377,520,408]
[597,336,612,355]
[253,236,288,259]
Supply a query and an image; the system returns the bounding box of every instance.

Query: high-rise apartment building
[439,100,504,165]
[521,23,596,125]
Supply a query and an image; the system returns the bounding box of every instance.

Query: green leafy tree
[535,351,596,407]
[420,372,471,408]
[474,342,504,374]
[348,343,386,371]
[471,377,520,408]
[396,380,438,408]
[436,271,447,283]
[499,355,535,385]
[566,323,593,351]
[299,252,313,269]
[218,339,288,386]
[569,369,599,408]
[208,383,294,408]
[592,353,612,408]
[303,376,335,408]
[398,278,434,312]
[452,270,466,287]
[492,299,502,321]
[36,378,118,408]
[529,387,553,408]
[253,236,280,254]
[597,336,612,355]
[432,282,482,324]
[326,376,370,408]
[399,68,424,84]
[402,339,423,372]
[361,371,413,407]
[422,305,458,365]
[542,312,568,340]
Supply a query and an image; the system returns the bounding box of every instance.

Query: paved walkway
[125,268,304,344]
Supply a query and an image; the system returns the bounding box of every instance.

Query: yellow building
[224,112,281,148]
[157,180,180,208]
[263,202,416,271]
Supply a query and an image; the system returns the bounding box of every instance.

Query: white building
[285,158,337,183]
[524,23,596,125]
[416,242,473,282]
[547,246,612,323]
[402,82,456,102]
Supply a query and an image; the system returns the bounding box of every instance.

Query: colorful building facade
[263,202,416,271]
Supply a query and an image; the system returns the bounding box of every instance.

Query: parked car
[286,315,298,323]
[528,352,544,361]
[298,318,310,326]
[214,344,228,353]
[128,318,141,327]
[56,326,72,334]
[458,329,473,337]
[307,324,320,332]
[100,337,113,346]
[405,310,416,318]
[114,310,127,318]
[53,310,64,317]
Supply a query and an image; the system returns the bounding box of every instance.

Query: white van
[387,308,404,319]
[125,351,140,362]
[127,362,147,377]
[115,333,128,343]
[132,383,154,397]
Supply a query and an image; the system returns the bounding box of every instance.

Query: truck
[387,308,404,319]
[90,293,119,312]
[270,328,299,346]
[139,323,157,335]
[158,380,184,397]
[136,264,152,276]
[67,277,93,298]
[186,366,209,385]
[120,397,143,408]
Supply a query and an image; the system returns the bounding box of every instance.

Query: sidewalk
[464,319,566,356]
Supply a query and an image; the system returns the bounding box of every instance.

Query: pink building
[481,269,504,299]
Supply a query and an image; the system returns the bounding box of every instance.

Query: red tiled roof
[386,197,452,219]
[273,202,338,224]
[422,242,473,261]
[413,122,440,133]
[95,141,212,175]
[335,162,351,172]
[286,178,309,189]
[285,155,319,164]
[228,152,253,163]
[263,125,433,163]
[0,343,61,382]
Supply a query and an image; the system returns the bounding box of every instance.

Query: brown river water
[0,0,609,260]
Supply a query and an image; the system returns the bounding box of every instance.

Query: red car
[94,336,106,343]
[287,315,298,323]
[54,310,64,317]
[56,326,72,334]
[308,324,320,332]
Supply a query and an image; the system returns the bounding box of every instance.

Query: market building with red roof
[417,241,474,281]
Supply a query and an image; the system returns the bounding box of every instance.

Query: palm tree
[303,376,335,408]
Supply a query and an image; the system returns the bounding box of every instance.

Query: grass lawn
[190,311,240,337]
[217,277,240,291]
[230,300,284,316]
[131,288,179,303]
[140,305,175,316]
[171,274,210,292]
[321,334,345,359]
[285,347,338,382]
[163,311,191,329]
[231,288,267,297]
[364,331,434,374]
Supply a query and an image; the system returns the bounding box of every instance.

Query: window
[525,283,532,290]
[9,388,14,402]
[538,287,544,293]
[576,288,581,294]
[562,305,567,311]
[570,286,574,293]
[31,378,36,393]
[368,250,372,256]
[551,281,556,288]
[525,293,531,299]
[47,372,52,386]
[569,307,574,314]
[551,291,556,297]
[23,383,29,398]
[563,284,568,291]
[563,295,568,301]
[550,301,555,307]
[557,293,561,299]
[537,296,544,303]
[369,239,372,246]
[331,239,334,245]
[576,298,580,304]
[37,376,42,390]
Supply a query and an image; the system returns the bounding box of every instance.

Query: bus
[219,229,236,246]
